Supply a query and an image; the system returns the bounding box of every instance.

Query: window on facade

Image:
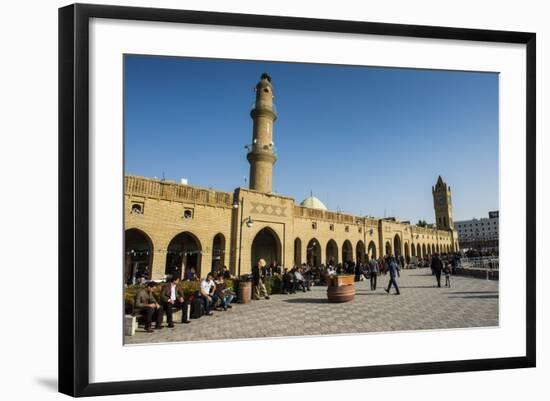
[329,224,334,231]
[312,222,317,230]
[345,226,349,232]
[183,208,194,219]
[131,203,143,214]
[358,227,362,233]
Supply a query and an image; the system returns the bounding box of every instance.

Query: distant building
[454,211,499,252]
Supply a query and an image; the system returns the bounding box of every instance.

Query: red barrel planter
[327,274,355,303]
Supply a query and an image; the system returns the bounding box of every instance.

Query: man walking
[384,256,400,295]
[252,258,270,300]
[368,258,379,290]
[431,253,444,288]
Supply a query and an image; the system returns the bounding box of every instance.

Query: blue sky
[124,55,499,223]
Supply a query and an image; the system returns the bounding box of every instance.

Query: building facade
[455,211,499,252]
[124,74,459,281]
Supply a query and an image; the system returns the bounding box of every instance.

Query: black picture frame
[59,3,536,397]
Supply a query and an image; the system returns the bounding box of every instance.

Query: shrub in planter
[263,275,282,295]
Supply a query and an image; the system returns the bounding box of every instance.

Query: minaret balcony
[250,101,277,119]
[245,143,277,163]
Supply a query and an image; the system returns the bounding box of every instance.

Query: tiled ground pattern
[125,268,498,344]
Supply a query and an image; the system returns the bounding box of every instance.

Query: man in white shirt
[199,273,216,315]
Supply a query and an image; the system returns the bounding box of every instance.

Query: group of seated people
[281,265,313,294]
[134,270,236,333]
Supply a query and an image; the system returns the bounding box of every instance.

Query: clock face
[436,193,446,206]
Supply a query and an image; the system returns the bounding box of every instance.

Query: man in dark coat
[159,276,190,327]
[384,256,400,295]
[431,253,444,288]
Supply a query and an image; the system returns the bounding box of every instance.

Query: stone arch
[422,243,427,257]
[326,239,339,266]
[417,243,422,258]
[166,231,202,279]
[385,241,392,256]
[404,242,410,264]
[436,243,440,253]
[125,228,154,284]
[367,241,377,260]
[356,240,366,263]
[211,233,226,273]
[307,238,321,267]
[251,226,282,271]
[294,237,302,266]
[342,240,353,263]
[411,243,416,257]
[393,234,402,257]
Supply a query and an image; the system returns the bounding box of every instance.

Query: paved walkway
[125,268,499,345]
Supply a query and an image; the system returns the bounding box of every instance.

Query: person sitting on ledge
[160,276,191,328]
[198,273,216,315]
[135,282,163,333]
[214,273,235,310]
[282,268,295,294]
[221,265,233,280]
[293,267,310,292]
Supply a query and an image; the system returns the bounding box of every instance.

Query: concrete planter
[124,315,137,336]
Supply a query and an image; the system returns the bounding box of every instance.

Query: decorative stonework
[250,201,287,217]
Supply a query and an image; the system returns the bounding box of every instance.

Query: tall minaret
[247,73,277,193]
[432,175,454,230]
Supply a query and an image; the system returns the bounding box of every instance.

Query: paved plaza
[125,268,499,345]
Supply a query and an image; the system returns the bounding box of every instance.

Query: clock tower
[432,175,454,230]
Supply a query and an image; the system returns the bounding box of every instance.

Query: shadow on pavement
[283,298,328,304]
[448,291,499,295]
[398,285,438,289]
[448,294,499,299]
[355,291,390,296]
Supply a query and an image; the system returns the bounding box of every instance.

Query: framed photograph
[59,3,536,397]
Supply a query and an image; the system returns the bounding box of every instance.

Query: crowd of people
[133,269,236,333]
[132,252,462,333]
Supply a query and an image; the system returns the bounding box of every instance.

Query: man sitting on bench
[198,273,215,316]
[160,276,191,327]
[134,282,163,333]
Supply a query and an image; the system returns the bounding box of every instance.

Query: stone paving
[125,268,499,345]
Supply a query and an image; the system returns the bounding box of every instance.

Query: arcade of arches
[125,176,459,281]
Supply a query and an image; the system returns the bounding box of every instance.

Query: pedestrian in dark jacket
[384,256,400,295]
[431,253,444,287]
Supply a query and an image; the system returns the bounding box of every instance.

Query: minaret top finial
[261,72,272,82]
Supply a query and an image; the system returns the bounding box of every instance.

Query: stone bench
[126,309,184,336]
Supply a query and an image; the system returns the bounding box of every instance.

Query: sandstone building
[125,73,459,281]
